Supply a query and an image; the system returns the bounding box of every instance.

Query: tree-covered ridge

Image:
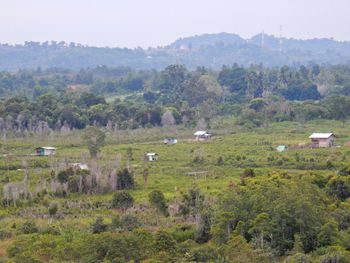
[1,64,350,133]
[1,33,350,70]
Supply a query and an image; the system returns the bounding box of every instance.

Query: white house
[36,147,56,156]
[309,133,335,148]
[163,138,178,145]
[146,153,158,161]
[194,131,211,141]
[69,163,89,171]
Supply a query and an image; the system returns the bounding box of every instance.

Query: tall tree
[82,126,106,158]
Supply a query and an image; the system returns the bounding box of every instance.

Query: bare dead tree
[140,152,148,187]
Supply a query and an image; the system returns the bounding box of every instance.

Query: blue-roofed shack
[276,145,286,152]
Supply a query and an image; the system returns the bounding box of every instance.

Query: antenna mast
[279,25,283,53]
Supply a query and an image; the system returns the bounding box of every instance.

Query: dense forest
[1,63,350,134]
[1,33,350,70]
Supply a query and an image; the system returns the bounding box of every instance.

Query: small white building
[164,138,178,145]
[69,163,89,171]
[309,133,335,148]
[146,153,159,161]
[36,147,56,156]
[194,131,211,141]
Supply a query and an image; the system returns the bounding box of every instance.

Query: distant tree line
[1,33,350,70]
[1,64,350,133]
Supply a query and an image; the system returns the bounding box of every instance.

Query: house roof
[70,163,89,170]
[309,133,334,139]
[194,131,208,136]
[146,153,157,156]
[276,145,286,152]
[164,138,178,143]
[37,147,56,150]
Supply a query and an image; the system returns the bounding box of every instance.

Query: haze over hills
[1,33,350,71]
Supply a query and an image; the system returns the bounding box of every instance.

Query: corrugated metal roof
[276,145,286,152]
[309,133,334,139]
[194,131,208,136]
[37,147,56,150]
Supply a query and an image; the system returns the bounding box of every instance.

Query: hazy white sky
[0,0,349,48]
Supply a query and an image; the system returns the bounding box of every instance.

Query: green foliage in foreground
[3,173,350,262]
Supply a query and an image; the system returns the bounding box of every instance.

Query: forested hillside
[1,33,350,70]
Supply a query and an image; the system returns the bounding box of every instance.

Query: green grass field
[1,118,350,259]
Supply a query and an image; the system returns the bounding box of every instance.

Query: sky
[0,0,349,48]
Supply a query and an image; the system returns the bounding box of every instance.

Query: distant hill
[1,33,350,70]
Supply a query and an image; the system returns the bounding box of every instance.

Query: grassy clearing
[1,119,349,239]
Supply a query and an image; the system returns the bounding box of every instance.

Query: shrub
[48,202,58,216]
[41,226,60,235]
[242,168,255,177]
[276,159,283,166]
[338,166,350,176]
[57,167,74,183]
[318,246,350,263]
[112,191,134,210]
[217,156,224,166]
[326,160,335,169]
[192,149,204,164]
[149,190,169,216]
[0,230,12,240]
[19,221,38,234]
[170,225,195,243]
[155,230,177,253]
[326,177,350,201]
[110,215,122,231]
[195,210,212,243]
[91,217,107,234]
[284,253,312,263]
[121,214,140,231]
[116,168,135,190]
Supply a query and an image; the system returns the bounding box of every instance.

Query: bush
[0,230,12,240]
[154,230,177,253]
[149,190,169,216]
[217,156,224,166]
[110,215,122,231]
[116,168,135,190]
[195,210,212,243]
[48,202,58,216]
[19,221,38,234]
[284,253,312,263]
[57,167,74,183]
[112,191,134,210]
[326,160,335,169]
[338,166,350,176]
[41,226,61,235]
[170,225,195,243]
[91,217,107,234]
[326,177,350,201]
[318,247,350,263]
[242,168,255,177]
[121,214,140,231]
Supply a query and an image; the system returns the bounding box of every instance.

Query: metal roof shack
[146,153,158,161]
[309,133,335,148]
[194,131,211,141]
[36,147,56,156]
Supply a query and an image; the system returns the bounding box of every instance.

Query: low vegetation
[1,119,350,262]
